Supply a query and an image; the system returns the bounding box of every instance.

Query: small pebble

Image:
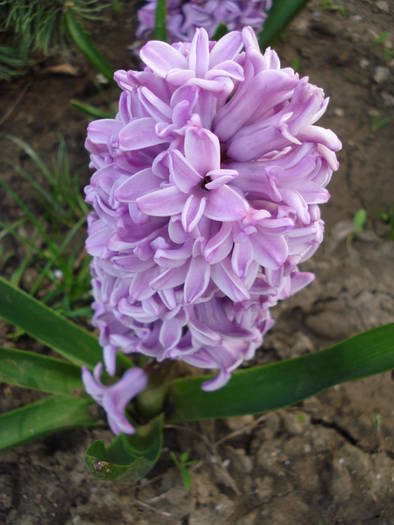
[359,58,369,69]
[374,66,390,84]
[376,1,389,13]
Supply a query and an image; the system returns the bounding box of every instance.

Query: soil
[0,1,393,524]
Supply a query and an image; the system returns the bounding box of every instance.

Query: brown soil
[0,1,393,524]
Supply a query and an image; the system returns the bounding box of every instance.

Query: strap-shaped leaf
[0,347,82,395]
[65,9,114,81]
[154,0,167,41]
[169,323,394,421]
[0,276,101,368]
[0,396,96,451]
[86,415,163,481]
[259,0,309,49]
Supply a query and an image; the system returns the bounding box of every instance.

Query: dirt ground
[0,1,393,523]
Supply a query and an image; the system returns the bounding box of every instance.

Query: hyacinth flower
[137,0,272,42]
[84,25,341,405]
[82,364,147,434]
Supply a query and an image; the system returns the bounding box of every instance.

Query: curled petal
[115,168,158,202]
[205,185,249,221]
[82,365,148,435]
[182,195,207,232]
[140,41,187,77]
[170,149,202,193]
[211,260,250,302]
[184,256,211,304]
[119,118,166,151]
[159,317,182,349]
[137,186,186,216]
[253,233,288,270]
[184,126,220,174]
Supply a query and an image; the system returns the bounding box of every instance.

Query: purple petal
[209,31,243,67]
[82,365,104,404]
[232,236,254,278]
[150,265,188,290]
[182,195,206,232]
[253,233,288,269]
[159,317,182,349]
[202,368,231,391]
[184,127,220,174]
[184,256,211,304]
[205,169,238,190]
[119,118,166,151]
[115,168,158,202]
[137,186,186,216]
[297,125,342,151]
[211,260,250,302]
[189,28,209,77]
[205,185,249,221]
[170,149,202,193]
[103,368,148,435]
[204,223,233,264]
[140,41,187,77]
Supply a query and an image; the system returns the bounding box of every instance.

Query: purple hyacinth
[137,1,272,42]
[82,365,147,434]
[84,27,341,396]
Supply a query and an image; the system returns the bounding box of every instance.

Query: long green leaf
[65,10,114,81]
[86,415,163,481]
[0,276,101,368]
[0,396,95,451]
[259,0,309,49]
[154,0,167,41]
[0,347,83,395]
[169,323,394,421]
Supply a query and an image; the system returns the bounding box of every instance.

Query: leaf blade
[0,396,96,451]
[0,347,83,395]
[86,414,164,481]
[0,276,101,368]
[169,324,394,421]
[259,0,309,49]
[154,0,167,41]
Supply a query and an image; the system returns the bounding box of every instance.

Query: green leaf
[353,208,367,234]
[71,99,115,119]
[259,0,309,49]
[212,23,229,41]
[0,347,83,395]
[0,396,95,451]
[65,9,114,81]
[0,276,101,368]
[154,0,167,42]
[86,414,163,481]
[169,323,394,421]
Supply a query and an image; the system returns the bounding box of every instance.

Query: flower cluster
[137,0,272,42]
[84,27,341,399]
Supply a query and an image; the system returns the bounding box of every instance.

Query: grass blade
[0,396,96,451]
[65,9,114,81]
[0,347,83,395]
[169,323,394,421]
[4,135,54,184]
[71,99,115,119]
